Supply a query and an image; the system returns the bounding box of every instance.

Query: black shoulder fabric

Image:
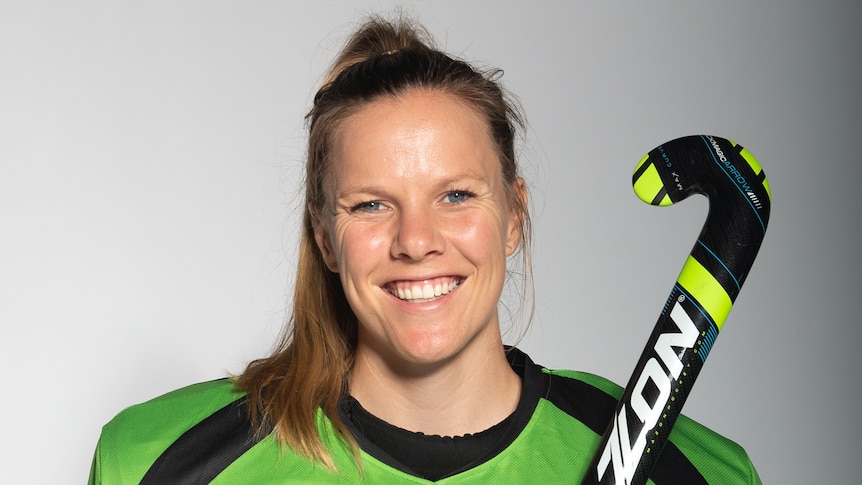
[647,442,709,485]
[140,396,268,484]
[545,374,707,485]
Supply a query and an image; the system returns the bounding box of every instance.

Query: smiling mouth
[384,277,462,303]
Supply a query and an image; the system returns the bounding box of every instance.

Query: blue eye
[446,191,473,203]
[353,201,383,212]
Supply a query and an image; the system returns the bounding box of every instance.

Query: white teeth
[388,278,460,302]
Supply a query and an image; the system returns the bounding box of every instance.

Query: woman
[89,16,761,484]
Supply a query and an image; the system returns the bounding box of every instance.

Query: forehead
[328,90,500,185]
[336,89,491,145]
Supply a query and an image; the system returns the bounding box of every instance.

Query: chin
[389,331,485,370]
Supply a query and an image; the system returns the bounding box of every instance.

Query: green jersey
[89,349,760,484]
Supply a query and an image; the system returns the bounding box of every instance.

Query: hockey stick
[581,135,771,485]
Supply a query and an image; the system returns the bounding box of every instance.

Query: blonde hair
[235,14,532,469]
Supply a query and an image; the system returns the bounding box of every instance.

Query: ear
[310,205,340,273]
[505,177,527,256]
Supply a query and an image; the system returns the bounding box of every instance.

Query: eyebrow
[334,172,494,200]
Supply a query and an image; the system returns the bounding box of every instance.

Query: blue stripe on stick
[697,240,741,291]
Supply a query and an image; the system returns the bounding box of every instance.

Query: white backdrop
[2,1,860,483]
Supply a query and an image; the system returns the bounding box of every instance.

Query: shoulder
[539,368,761,484]
[103,378,243,439]
[92,379,245,484]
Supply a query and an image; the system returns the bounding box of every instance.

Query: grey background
[2,1,859,483]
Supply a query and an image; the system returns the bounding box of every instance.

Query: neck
[348,342,521,437]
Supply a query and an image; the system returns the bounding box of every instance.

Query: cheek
[332,221,390,271]
[447,211,510,259]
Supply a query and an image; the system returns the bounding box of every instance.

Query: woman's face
[313,90,522,369]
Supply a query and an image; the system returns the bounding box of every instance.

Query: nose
[391,206,444,261]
